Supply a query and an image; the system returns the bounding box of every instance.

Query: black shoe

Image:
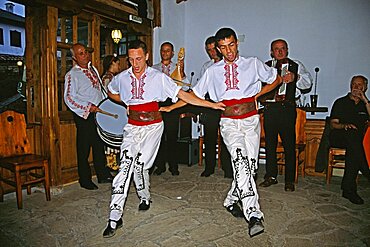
[259,177,278,187]
[248,217,264,237]
[342,191,364,205]
[98,177,113,184]
[200,170,214,177]
[225,203,244,218]
[138,200,151,211]
[284,182,295,192]
[80,182,98,190]
[169,169,179,176]
[153,168,165,175]
[103,218,123,238]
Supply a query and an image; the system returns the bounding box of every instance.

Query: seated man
[329,75,370,204]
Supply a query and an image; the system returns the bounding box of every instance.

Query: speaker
[176,137,199,166]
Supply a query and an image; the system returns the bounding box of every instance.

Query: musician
[199,36,232,178]
[64,43,113,190]
[102,40,225,238]
[259,39,312,192]
[329,75,370,204]
[192,28,286,237]
[162,37,233,178]
[152,42,190,176]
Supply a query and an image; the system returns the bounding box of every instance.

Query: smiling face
[217,35,239,63]
[128,47,149,78]
[72,44,90,68]
[160,43,174,64]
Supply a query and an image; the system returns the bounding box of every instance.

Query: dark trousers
[153,104,232,175]
[73,113,110,184]
[154,110,181,172]
[330,129,369,192]
[200,107,232,175]
[263,103,297,183]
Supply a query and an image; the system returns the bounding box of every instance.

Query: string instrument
[171,47,190,87]
[259,58,290,103]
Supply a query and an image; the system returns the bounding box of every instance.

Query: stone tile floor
[0,164,369,247]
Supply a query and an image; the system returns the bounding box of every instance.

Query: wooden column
[39,6,62,186]
[91,15,101,71]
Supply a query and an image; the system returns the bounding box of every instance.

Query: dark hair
[205,36,217,46]
[160,42,174,51]
[102,55,120,76]
[215,28,237,45]
[270,39,288,50]
[128,40,148,54]
[351,75,368,89]
[205,36,222,60]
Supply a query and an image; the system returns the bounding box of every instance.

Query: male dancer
[102,40,224,238]
[192,28,289,237]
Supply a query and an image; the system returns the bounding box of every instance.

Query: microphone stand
[310,67,319,112]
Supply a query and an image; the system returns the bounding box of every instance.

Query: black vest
[260,58,298,104]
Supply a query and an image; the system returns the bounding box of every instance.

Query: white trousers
[220,114,264,220]
[109,122,164,221]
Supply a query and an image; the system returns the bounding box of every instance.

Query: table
[299,106,328,115]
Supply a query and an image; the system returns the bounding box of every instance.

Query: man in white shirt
[192,28,288,237]
[103,40,224,238]
[198,36,232,178]
[152,42,189,176]
[64,43,113,190]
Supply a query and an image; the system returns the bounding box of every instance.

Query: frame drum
[95,98,127,148]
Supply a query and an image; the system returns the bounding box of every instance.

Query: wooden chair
[0,110,51,209]
[326,147,346,185]
[259,108,306,183]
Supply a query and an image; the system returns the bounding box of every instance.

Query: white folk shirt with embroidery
[192,56,277,102]
[108,66,182,106]
[64,62,104,119]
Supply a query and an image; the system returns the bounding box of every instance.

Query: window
[56,14,92,114]
[10,30,21,47]
[116,35,138,56]
[0,28,3,45]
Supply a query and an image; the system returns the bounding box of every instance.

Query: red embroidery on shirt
[224,63,240,91]
[66,73,87,110]
[130,73,146,99]
[81,67,100,89]
[161,63,171,76]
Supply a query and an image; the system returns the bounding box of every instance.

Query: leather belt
[128,110,162,122]
[221,97,257,119]
[223,101,256,117]
[127,102,162,126]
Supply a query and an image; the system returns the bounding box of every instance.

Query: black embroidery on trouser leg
[247,206,258,218]
[250,158,257,175]
[134,153,145,191]
[233,148,255,200]
[112,149,133,197]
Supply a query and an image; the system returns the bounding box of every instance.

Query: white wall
[0,23,25,55]
[154,0,370,119]
[0,1,25,56]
